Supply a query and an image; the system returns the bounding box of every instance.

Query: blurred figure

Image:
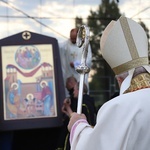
[71,82,96,125]
[67,16,150,150]
[55,76,77,150]
[56,80,96,150]
[59,28,92,97]
[66,76,77,100]
[62,82,96,125]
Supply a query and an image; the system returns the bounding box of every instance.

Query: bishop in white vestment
[68,16,150,150]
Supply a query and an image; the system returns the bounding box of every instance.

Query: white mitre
[100,16,150,94]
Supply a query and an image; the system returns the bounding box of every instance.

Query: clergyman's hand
[68,112,87,132]
[62,98,73,117]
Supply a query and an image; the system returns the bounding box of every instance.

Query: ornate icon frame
[0,31,65,131]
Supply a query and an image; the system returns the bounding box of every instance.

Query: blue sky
[0,0,149,43]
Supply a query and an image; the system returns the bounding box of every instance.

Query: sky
[0,0,150,43]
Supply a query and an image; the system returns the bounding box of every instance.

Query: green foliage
[88,0,121,69]
[87,0,121,106]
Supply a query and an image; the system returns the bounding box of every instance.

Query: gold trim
[124,73,150,93]
[113,57,149,75]
[119,17,139,59]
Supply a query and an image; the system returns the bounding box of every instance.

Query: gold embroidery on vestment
[124,73,150,93]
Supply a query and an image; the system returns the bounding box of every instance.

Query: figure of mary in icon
[40,81,52,116]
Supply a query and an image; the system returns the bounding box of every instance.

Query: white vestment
[70,88,150,150]
[59,40,92,97]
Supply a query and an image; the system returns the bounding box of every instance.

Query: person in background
[67,16,150,150]
[65,76,78,101]
[59,28,92,97]
[55,76,77,150]
[71,82,96,125]
[56,80,96,150]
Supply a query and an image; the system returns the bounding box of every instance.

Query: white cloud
[0,0,149,42]
[119,0,150,28]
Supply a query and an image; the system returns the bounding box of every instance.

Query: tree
[87,0,121,68]
[139,20,150,61]
[75,17,83,29]
[86,0,121,109]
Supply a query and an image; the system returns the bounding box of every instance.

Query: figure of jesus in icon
[24,93,36,117]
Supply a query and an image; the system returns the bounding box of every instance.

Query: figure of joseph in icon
[7,83,20,118]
